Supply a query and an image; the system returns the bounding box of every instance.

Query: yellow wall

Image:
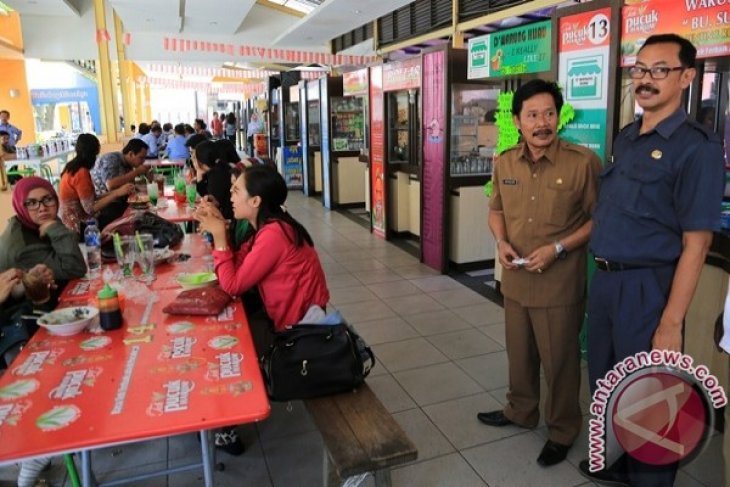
[0,13,35,144]
[0,12,23,48]
[0,59,36,144]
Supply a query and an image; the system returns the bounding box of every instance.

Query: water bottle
[84,219,102,279]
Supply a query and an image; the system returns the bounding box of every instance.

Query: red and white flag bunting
[161,36,378,66]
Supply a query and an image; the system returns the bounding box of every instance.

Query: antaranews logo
[588,350,727,472]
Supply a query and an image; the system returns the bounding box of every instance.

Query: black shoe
[215,427,245,456]
[536,440,570,467]
[578,459,629,486]
[476,410,513,427]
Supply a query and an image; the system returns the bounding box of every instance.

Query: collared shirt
[141,133,159,157]
[90,151,131,196]
[247,120,262,137]
[0,122,22,147]
[490,138,602,307]
[166,135,189,160]
[591,108,725,266]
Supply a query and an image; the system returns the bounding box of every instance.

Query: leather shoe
[578,459,629,486]
[536,440,570,467]
[476,410,513,427]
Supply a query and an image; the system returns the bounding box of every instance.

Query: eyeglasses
[628,66,684,80]
[24,195,56,210]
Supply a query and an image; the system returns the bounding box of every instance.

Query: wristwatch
[554,241,568,260]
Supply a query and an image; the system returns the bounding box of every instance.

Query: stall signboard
[558,7,612,161]
[421,50,446,271]
[370,66,386,237]
[383,57,421,92]
[621,0,730,65]
[344,69,369,97]
[468,20,551,79]
[283,145,303,189]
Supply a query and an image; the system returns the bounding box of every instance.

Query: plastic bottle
[97,284,122,331]
[84,219,102,279]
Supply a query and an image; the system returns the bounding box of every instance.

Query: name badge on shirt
[502,178,518,186]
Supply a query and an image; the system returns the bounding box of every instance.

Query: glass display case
[285,102,299,142]
[307,100,320,147]
[331,97,365,152]
[387,90,419,167]
[449,84,500,177]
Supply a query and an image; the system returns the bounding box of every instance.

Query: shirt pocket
[545,179,579,227]
[620,163,671,218]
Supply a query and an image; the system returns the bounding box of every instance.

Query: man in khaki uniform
[478,79,601,467]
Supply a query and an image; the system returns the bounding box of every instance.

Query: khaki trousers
[502,297,583,445]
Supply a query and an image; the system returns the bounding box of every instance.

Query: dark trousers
[503,298,583,445]
[587,265,677,487]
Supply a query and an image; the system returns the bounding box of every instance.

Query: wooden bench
[304,383,418,487]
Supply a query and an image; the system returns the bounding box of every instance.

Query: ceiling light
[354,9,361,14]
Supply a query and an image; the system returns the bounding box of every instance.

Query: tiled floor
[0,191,724,486]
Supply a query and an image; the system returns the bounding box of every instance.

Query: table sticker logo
[12,350,63,376]
[208,336,239,350]
[36,405,81,431]
[166,321,195,334]
[0,379,40,400]
[49,368,103,400]
[206,352,243,381]
[0,400,32,427]
[79,336,112,351]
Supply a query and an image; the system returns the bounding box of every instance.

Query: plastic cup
[186,183,197,208]
[146,183,159,207]
[135,233,155,283]
[114,236,136,279]
[155,174,165,194]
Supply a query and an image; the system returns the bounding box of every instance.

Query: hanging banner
[422,50,446,271]
[621,0,730,65]
[468,20,552,79]
[370,66,386,238]
[161,37,378,65]
[343,69,369,97]
[558,7,611,161]
[383,57,421,92]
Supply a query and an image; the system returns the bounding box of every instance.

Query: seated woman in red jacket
[194,165,329,337]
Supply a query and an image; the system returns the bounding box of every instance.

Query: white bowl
[37,306,99,336]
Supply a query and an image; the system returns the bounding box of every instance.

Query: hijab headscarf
[12,176,57,230]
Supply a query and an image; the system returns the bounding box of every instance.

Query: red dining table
[0,236,269,486]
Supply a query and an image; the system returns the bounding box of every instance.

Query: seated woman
[0,177,87,310]
[58,133,135,235]
[195,165,329,457]
[194,165,329,340]
[191,140,234,221]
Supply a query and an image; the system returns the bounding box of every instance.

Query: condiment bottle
[97,284,122,331]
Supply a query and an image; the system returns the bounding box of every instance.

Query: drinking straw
[135,231,145,253]
[113,233,123,258]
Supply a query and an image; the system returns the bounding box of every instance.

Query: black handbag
[260,322,375,401]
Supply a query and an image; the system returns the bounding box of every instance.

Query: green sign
[468,20,552,79]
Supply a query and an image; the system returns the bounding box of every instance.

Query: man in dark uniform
[580,34,725,486]
[478,79,602,467]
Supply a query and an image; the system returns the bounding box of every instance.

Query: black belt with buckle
[594,257,644,272]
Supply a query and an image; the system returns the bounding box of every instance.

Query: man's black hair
[123,138,149,154]
[512,79,563,116]
[185,133,208,149]
[639,34,697,68]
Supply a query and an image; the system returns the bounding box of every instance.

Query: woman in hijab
[0,176,86,293]
[58,133,134,235]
